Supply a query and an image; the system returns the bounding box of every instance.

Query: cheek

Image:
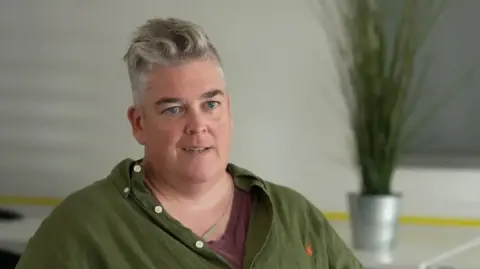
[211,106,232,125]
[211,116,232,144]
[209,111,230,130]
[144,119,183,145]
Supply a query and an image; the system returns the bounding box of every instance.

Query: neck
[143,162,233,208]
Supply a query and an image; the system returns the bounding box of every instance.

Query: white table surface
[1,217,479,268]
[330,220,480,269]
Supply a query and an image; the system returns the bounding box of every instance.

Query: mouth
[182,147,212,153]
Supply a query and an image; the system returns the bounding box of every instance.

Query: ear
[226,94,234,130]
[127,105,146,145]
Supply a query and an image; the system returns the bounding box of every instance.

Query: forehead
[147,59,226,99]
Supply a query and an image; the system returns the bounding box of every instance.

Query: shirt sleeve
[15,203,102,269]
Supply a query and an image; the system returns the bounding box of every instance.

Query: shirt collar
[110,158,268,198]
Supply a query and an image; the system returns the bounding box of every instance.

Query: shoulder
[40,159,130,234]
[16,177,117,268]
[264,181,311,206]
[18,160,131,263]
[17,159,138,268]
[30,175,116,243]
[263,180,329,226]
[45,158,135,223]
[228,163,328,225]
[53,178,116,219]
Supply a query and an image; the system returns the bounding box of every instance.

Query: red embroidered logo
[306,243,313,256]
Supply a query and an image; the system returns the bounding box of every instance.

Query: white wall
[0,0,478,219]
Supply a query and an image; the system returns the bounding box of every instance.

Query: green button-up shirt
[16,158,363,269]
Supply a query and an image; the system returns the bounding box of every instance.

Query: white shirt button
[123,187,130,194]
[195,241,204,249]
[133,165,142,172]
[154,206,163,213]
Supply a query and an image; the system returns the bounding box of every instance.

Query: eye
[163,106,184,115]
[205,101,220,110]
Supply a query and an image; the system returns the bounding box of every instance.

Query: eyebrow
[154,89,224,106]
[154,97,183,106]
[201,89,224,99]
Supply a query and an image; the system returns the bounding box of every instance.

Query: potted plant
[321,0,452,251]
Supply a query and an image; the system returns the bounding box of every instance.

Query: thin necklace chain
[201,187,234,241]
[144,175,235,241]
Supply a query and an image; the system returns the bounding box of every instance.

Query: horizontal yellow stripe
[324,212,480,227]
[1,196,479,227]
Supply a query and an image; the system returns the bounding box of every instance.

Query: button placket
[195,240,204,249]
[154,206,163,213]
[125,163,143,199]
[133,165,142,173]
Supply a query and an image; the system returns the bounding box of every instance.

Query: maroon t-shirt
[207,187,253,269]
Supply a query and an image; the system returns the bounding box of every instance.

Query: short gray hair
[123,17,222,105]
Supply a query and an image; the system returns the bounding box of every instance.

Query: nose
[184,111,207,135]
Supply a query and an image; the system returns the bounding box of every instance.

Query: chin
[181,162,224,183]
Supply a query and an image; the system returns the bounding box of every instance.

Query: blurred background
[0,0,479,268]
[1,0,479,220]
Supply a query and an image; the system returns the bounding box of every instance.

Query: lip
[181,147,213,153]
